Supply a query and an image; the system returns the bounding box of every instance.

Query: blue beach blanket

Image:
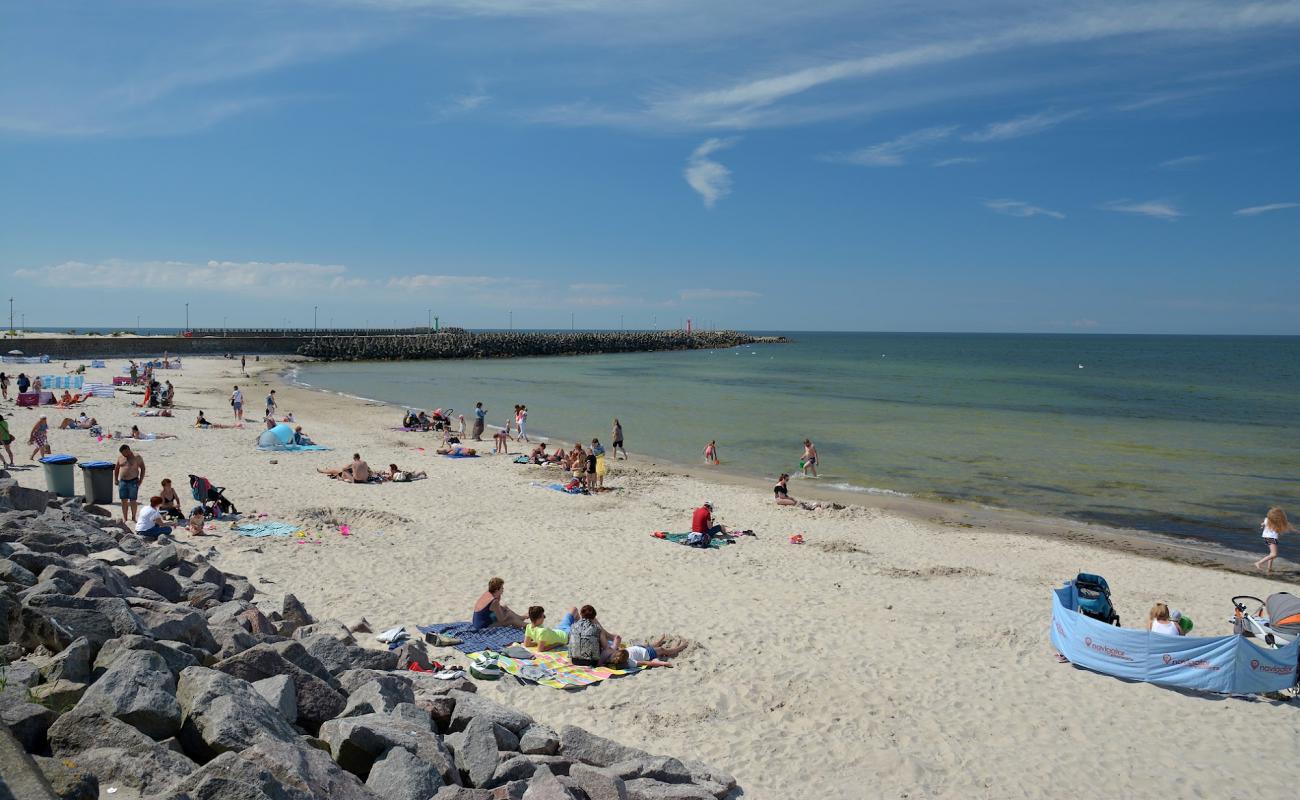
[257,444,333,452]
[532,482,587,495]
[443,453,479,459]
[232,522,302,538]
[417,622,525,654]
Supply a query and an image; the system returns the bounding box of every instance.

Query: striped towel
[40,376,85,390]
[467,648,639,689]
[83,383,115,398]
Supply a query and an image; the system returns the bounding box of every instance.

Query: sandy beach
[6,355,1298,798]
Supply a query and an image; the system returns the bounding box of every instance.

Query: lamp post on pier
[314,306,318,332]
[185,303,189,332]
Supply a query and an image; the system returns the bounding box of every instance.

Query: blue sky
[3,0,1300,334]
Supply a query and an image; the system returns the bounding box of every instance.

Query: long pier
[1,330,786,362]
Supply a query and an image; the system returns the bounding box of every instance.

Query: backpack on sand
[568,618,601,664]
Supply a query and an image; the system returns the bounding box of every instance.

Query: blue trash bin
[39,454,78,497]
[79,460,115,504]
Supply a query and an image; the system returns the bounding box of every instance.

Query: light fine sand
[8,356,1298,799]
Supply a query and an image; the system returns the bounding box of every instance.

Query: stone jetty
[0,477,740,799]
[297,330,787,361]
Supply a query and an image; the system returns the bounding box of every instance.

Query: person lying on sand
[471,576,527,629]
[58,413,97,430]
[436,445,477,456]
[609,635,690,669]
[319,453,371,482]
[773,474,842,510]
[194,411,235,429]
[523,605,577,652]
[130,425,178,440]
[549,444,566,463]
[384,463,427,482]
[135,409,173,417]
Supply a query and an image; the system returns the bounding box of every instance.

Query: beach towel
[537,482,587,495]
[258,443,332,452]
[232,521,302,538]
[466,648,639,689]
[654,531,733,549]
[513,456,531,464]
[90,360,106,368]
[417,623,523,654]
[443,452,479,459]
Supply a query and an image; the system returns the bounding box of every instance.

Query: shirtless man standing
[114,444,146,523]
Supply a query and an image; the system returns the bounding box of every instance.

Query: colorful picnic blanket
[418,622,523,654]
[655,531,733,549]
[466,648,639,689]
[232,522,303,538]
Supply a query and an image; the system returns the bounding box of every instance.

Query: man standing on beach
[265,389,277,420]
[113,444,146,523]
[241,355,246,372]
[612,418,626,459]
[472,402,486,441]
[231,385,244,425]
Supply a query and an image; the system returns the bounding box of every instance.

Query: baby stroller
[189,474,238,519]
[1074,573,1120,626]
[1231,592,1300,647]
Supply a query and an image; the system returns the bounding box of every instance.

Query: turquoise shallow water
[295,333,1300,558]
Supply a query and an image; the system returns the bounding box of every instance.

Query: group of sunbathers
[470,577,688,669]
[519,440,606,491]
[318,454,427,483]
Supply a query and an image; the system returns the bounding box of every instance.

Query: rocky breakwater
[0,476,740,800]
[297,330,787,362]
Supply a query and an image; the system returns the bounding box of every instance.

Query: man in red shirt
[691,501,727,536]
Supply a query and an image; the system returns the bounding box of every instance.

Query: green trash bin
[39,454,78,497]
[79,460,115,504]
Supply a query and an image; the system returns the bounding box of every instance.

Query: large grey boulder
[127,597,219,651]
[267,640,338,687]
[339,675,414,718]
[73,649,181,740]
[449,690,533,735]
[48,708,197,795]
[489,755,537,788]
[0,558,37,586]
[279,593,314,634]
[93,634,199,679]
[604,757,692,785]
[1,699,58,752]
[21,593,146,650]
[558,726,650,768]
[176,666,299,762]
[455,716,501,788]
[299,634,397,675]
[680,761,736,796]
[523,766,578,800]
[253,674,298,725]
[240,738,380,800]
[140,542,181,570]
[318,711,458,787]
[567,764,629,800]
[291,620,355,644]
[213,644,345,728]
[38,635,93,683]
[34,754,100,800]
[365,746,446,800]
[156,749,309,800]
[519,725,560,756]
[117,564,184,602]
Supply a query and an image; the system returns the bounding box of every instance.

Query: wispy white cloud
[684,137,738,208]
[963,109,1082,142]
[932,156,983,167]
[385,274,501,290]
[678,288,760,301]
[1102,199,1184,220]
[1158,154,1207,168]
[1115,87,1218,112]
[983,199,1065,220]
[1233,202,1300,217]
[13,259,371,291]
[1072,318,1099,329]
[827,125,957,167]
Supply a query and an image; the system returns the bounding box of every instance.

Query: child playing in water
[703,440,719,465]
[1254,507,1293,574]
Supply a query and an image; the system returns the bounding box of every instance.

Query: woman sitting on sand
[58,413,97,430]
[609,635,690,669]
[528,443,548,465]
[130,425,178,440]
[158,477,185,520]
[292,426,315,446]
[1147,603,1183,636]
[773,474,842,510]
[384,463,427,482]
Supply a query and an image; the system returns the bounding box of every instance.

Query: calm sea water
[295,333,1300,558]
